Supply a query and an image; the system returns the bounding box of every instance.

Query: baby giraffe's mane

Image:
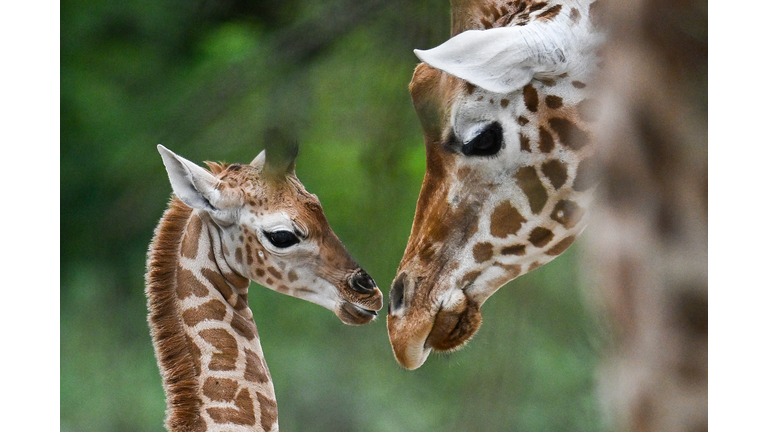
[146,197,205,431]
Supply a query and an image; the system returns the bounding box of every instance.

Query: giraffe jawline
[339,301,378,325]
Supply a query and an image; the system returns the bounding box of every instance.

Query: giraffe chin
[338,301,379,326]
[425,298,482,353]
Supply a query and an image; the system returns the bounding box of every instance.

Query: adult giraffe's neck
[146,198,278,432]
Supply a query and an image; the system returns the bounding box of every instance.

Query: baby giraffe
[145,142,382,432]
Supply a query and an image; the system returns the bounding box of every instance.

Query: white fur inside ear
[414,17,574,94]
[157,144,222,212]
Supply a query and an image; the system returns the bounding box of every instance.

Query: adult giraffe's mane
[145,197,204,432]
[450,0,568,36]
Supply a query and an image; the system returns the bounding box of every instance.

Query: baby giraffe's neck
[146,198,278,432]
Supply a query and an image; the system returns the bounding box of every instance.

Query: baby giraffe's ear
[157,144,239,225]
[414,15,576,94]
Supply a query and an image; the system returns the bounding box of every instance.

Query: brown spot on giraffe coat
[529,227,555,248]
[542,159,568,189]
[490,200,527,238]
[588,0,605,27]
[551,200,585,229]
[501,244,526,256]
[461,270,482,287]
[287,270,298,282]
[246,244,254,265]
[231,312,257,340]
[201,267,249,310]
[202,377,239,402]
[244,348,270,383]
[538,126,555,153]
[199,329,239,371]
[529,2,548,13]
[545,235,576,256]
[257,391,278,432]
[267,267,282,280]
[569,7,582,23]
[549,117,589,150]
[177,266,209,299]
[538,4,563,21]
[514,166,548,214]
[223,271,249,290]
[545,95,563,109]
[185,334,202,377]
[182,299,227,328]
[206,388,257,426]
[181,215,203,259]
[473,242,494,263]
[202,268,232,298]
[523,84,539,112]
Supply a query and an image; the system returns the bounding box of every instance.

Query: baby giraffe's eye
[264,230,300,248]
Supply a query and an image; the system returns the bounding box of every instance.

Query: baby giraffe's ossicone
[146,143,382,432]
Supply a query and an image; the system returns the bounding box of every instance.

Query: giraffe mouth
[387,286,483,369]
[424,298,482,352]
[338,301,378,325]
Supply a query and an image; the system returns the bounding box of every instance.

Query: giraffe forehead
[450,80,583,139]
[239,185,331,241]
[208,164,328,240]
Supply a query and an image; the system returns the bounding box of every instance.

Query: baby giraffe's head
[158,142,383,324]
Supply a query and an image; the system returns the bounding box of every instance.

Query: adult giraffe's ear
[414,16,574,94]
[253,127,298,180]
[157,144,238,225]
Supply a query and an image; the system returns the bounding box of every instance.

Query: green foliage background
[61,1,605,430]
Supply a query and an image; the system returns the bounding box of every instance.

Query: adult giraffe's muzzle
[386,269,484,370]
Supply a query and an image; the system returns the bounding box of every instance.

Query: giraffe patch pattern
[148,145,383,430]
[514,166,549,214]
[387,0,601,370]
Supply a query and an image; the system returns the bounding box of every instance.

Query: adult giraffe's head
[387,0,603,369]
[158,141,383,325]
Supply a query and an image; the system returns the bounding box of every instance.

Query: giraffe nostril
[389,272,406,314]
[350,270,377,294]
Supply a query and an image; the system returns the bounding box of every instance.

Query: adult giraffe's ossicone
[387,0,604,370]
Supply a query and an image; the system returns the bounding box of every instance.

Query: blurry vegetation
[61,0,605,431]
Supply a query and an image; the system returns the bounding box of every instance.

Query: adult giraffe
[386,0,604,370]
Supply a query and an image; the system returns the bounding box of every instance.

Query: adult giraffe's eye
[264,230,300,248]
[461,122,503,157]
